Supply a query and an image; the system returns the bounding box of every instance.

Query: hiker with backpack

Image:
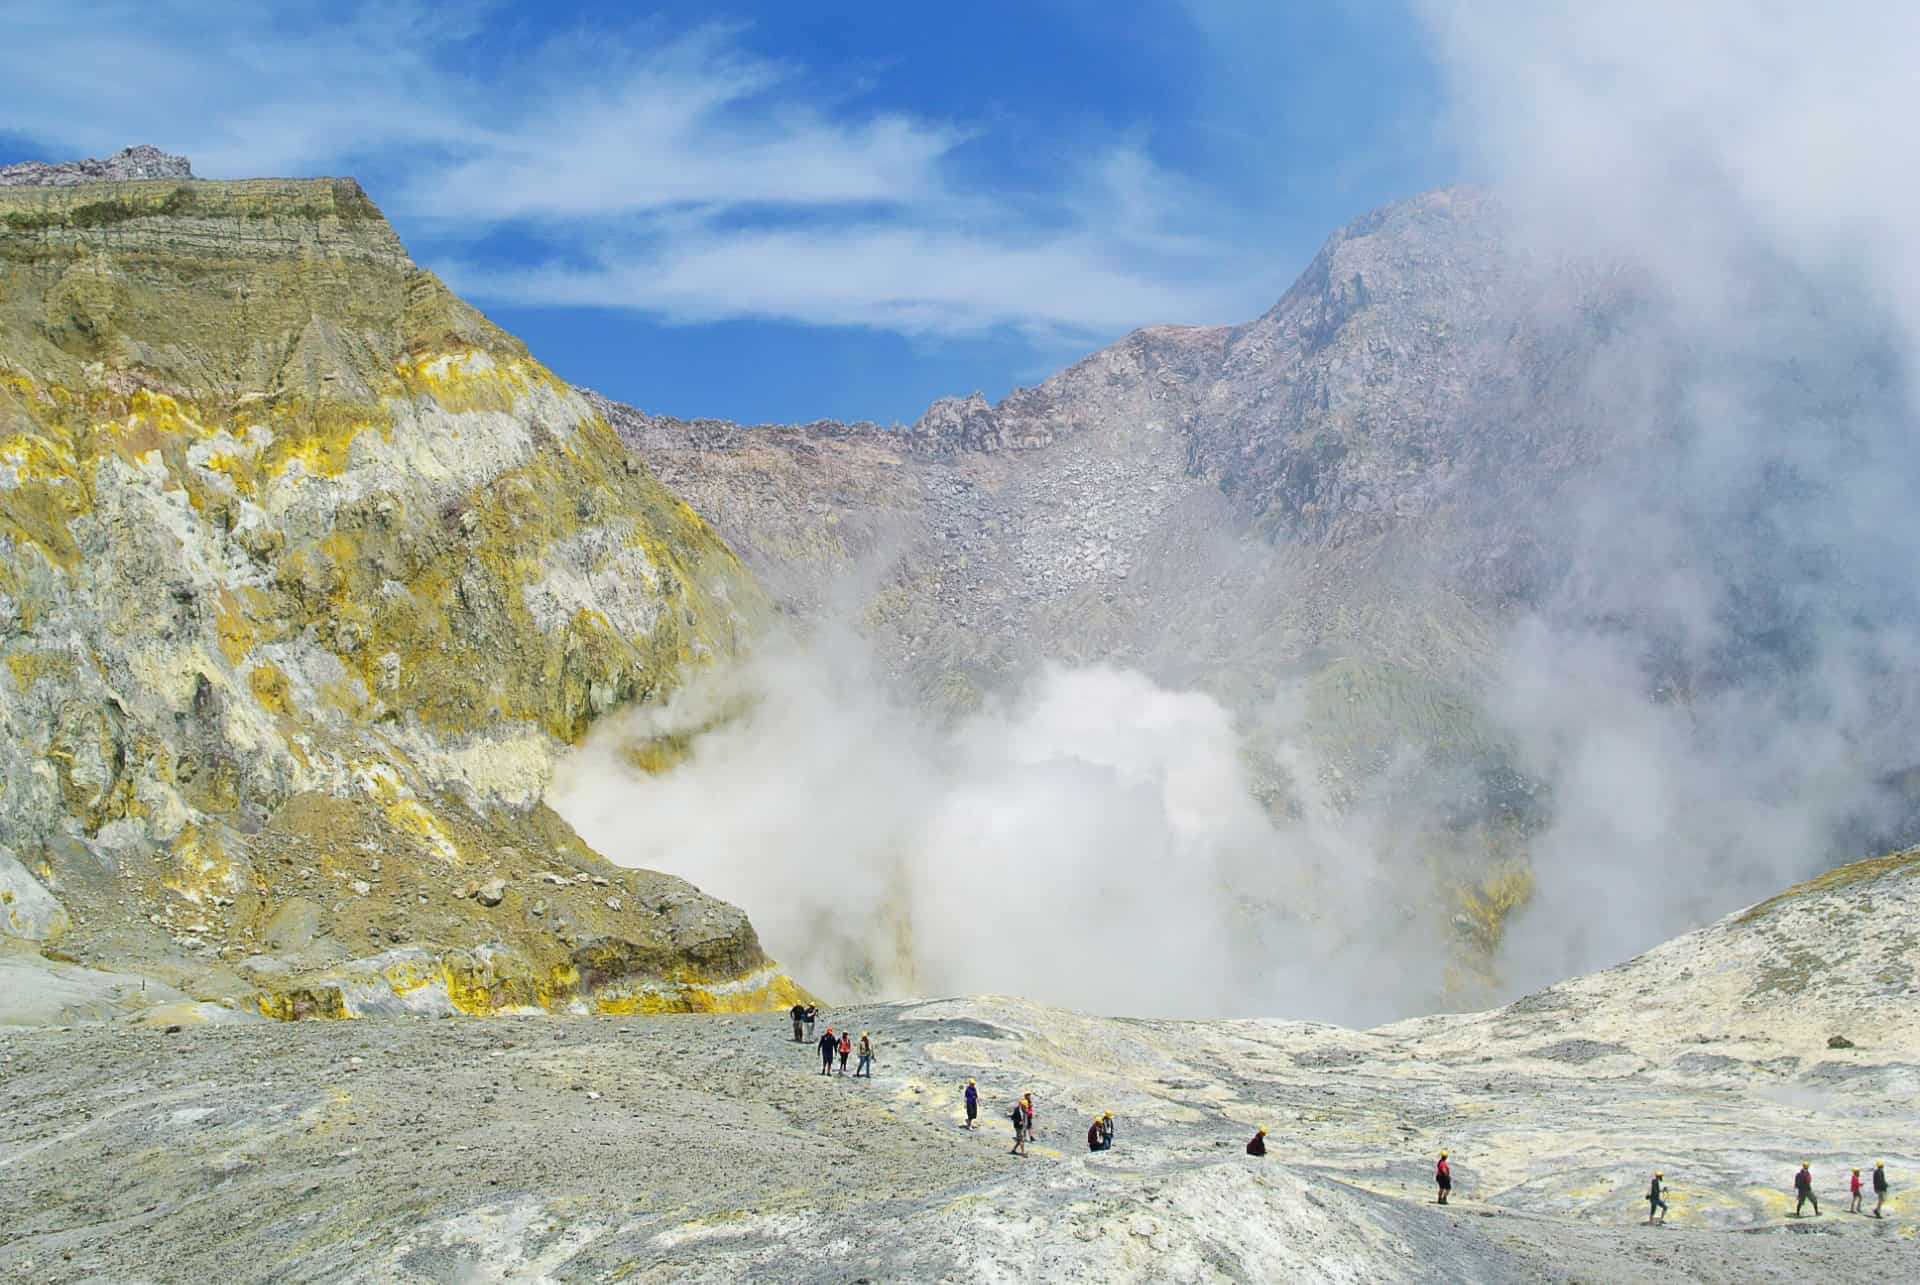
[789,1003,805,1043]
[1873,1161,1889,1217]
[1246,1127,1267,1156]
[1010,1095,1033,1156]
[818,1026,837,1075]
[1794,1161,1819,1216]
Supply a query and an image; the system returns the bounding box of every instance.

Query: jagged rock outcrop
[0,166,802,1017]
[0,144,192,187]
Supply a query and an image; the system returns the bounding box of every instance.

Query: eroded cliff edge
[0,172,801,1019]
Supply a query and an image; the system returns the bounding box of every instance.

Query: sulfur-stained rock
[0,162,800,1016]
[0,845,68,941]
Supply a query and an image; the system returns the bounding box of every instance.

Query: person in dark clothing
[1646,1172,1668,1223]
[1246,1127,1267,1156]
[1010,1098,1031,1156]
[1873,1161,1889,1217]
[804,1005,818,1041]
[1101,1112,1114,1149]
[1793,1162,1819,1216]
[1436,1152,1451,1204]
[836,1031,851,1074]
[789,1003,805,1042]
[818,1027,837,1075]
[964,1079,979,1129]
[1088,1117,1106,1153]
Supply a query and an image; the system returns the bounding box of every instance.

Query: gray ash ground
[1,992,1912,1284]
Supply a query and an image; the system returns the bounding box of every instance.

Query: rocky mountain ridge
[0,162,802,1018]
[0,144,193,187]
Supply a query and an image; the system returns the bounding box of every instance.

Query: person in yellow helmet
[1246,1126,1268,1157]
[963,1079,978,1129]
[1010,1094,1033,1157]
[1793,1161,1819,1217]
[1872,1160,1888,1217]
[855,1032,874,1078]
[1087,1115,1107,1153]
[1646,1171,1668,1223]
[1102,1111,1115,1151]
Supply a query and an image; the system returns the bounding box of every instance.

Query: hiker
[1088,1116,1106,1153]
[964,1079,979,1129]
[1102,1112,1115,1150]
[836,1030,852,1075]
[1851,1168,1863,1213]
[818,1026,837,1075]
[855,1032,874,1078]
[1794,1162,1819,1216]
[1873,1161,1888,1217]
[1436,1152,1452,1204]
[789,1003,805,1043]
[1023,1093,1036,1139]
[1646,1172,1668,1223]
[804,1004,819,1041]
[1246,1127,1267,1157]
[1010,1097,1031,1156]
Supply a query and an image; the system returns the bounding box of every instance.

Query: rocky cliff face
[0,170,801,1017]
[601,192,1539,985]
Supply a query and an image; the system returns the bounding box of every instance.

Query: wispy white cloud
[0,1,1279,341]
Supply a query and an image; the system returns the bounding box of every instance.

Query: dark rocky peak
[0,144,194,187]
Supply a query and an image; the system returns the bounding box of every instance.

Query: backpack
[1010,1105,1024,1123]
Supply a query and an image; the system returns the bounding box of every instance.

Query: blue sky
[0,1,1454,423]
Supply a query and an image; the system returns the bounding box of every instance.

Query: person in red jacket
[1850,1168,1863,1213]
[836,1030,852,1075]
[1246,1127,1267,1156]
[1436,1152,1452,1204]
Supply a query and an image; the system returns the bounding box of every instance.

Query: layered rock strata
[0,171,799,1016]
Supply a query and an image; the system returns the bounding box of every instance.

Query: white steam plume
[550,631,1431,1022]
[1420,0,1920,987]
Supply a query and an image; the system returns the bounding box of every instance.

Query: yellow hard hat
[1877,1161,1885,1167]
[1258,1127,1268,1134]
[1104,1112,1113,1119]
[862,1031,868,1037]
[1655,1171,1663,1178]
[1023,1093,1032,1101]
[1440,1151,1448,1159]
[1853,1168,1861,1174]
[967,1078,975,1085]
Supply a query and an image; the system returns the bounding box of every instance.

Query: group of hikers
[1647,1160,1890,1223]
[788,1004,874,1078]
[780,1008,1894,1224]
